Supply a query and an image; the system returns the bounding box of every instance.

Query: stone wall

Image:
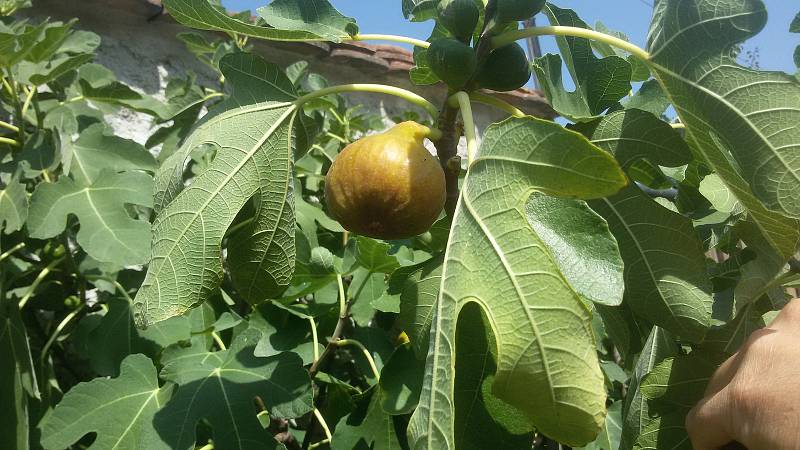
[24,0,554,155]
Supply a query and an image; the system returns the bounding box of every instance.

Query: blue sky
[222,0,799,74]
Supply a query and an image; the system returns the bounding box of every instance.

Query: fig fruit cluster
[325,122,446,240]
[426,0,542,92]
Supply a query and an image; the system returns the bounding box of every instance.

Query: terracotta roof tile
[139,0,555,117]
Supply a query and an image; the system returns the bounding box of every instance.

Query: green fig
[476,42,531,91]
[437,0,480,43]
[427,37,477,89]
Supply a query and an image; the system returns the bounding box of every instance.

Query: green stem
[19,257,64,309]
[309,316,320,364]
[212,331,227,351]
[336,274,347,321]
[40,303,85,366]
[0,119,18,133]
[336,339,380,381]
[492,26,651,62]
[352,33,430,49]
[20,85,35,122]
[670,122,685,129]
[294,83,441,126]
[196,444,214,450]
[0,136,20,147]
[448,91,478,165]
[60,95,84,105]
[0,242,25,263]
[313,408,333,441]
[469,92,525,118]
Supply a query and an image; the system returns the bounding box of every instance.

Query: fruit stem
[469,92,525,118]
[491,26,651,62]
[308,317,320,363]
[448,91,478,165]
[352,33,431,49]
[336,339,381,381]
[313,408,333,443]
[0,136,21,147]
[294,83,440,121]
[0,119,19,133]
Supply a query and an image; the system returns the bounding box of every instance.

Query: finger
[704,351,743,396]
[685,388,736,450]
[767,298,800,331]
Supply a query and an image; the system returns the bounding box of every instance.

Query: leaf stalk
[351,33,431,49]
[335,339,380,381]
[294,83,441,126]
[469,92,525,118]
[491,26,651,62]
[448,91,478,165]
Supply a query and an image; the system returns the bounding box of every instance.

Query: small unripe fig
[437,0,480,43]
[325,122,446,240]
[427,38,477,89]
[476,42,531,91]
[495,0,546,22]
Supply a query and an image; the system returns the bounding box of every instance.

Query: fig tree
[475,42,531,91]
[427,38,477,89]
[437,0,480,43]
[325,121,446,240]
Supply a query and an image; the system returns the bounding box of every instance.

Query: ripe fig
[427,37,477,89]
[437,0,480,43]
[325,122,446,240]
[475,42,531,91]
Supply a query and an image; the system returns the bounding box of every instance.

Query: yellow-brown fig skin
[325,121,446,240]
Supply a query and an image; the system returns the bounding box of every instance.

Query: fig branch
[491,25,651,62]
[351,33,431,49]
[449,91,478,164]
[294,83,442,129]
[469,92,525,118]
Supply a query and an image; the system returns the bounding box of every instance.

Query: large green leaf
[583,113,713,342]
[163,0,352,42]
[408,116,627,448]
[0,173,28,234]
[154,329,312,449]
[581,108,691,169]
[64,124,157,185]
[577,401,622,450]
[525,193,624,307]
[452,303,535,450]
[620,327,678,450]
[257,0,358,42]
[88,297,191,376]
[646,0,800,259]
[134,53,298,327]
[40,354,171,450]
[331,388,404,450]
[589,186,713,343]
[0,297,39,450]
[27,170,153,266]
[532,5,632,122]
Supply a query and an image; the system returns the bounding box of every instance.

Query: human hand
[686,299,800,450]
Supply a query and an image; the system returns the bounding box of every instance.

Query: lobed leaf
[0,173,28,234]
[27,170,153,266]
[155,330,313,449]
[409,116,627,448]
[40,354,171,450]
[647,0,800,264]
[163,0,352,43]
[532,5,632,122]
[134,53,298,326]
